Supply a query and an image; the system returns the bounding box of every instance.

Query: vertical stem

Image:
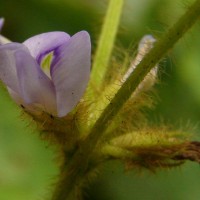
[91,0,124,88]
[51,164,81,200]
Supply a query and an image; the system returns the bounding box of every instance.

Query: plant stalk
[91,0,124,89]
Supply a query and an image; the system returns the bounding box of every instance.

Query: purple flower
[0,31,91,117]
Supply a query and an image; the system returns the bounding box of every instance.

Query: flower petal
[51,31,91,117]
[23,32,70,62]
[0,18,4,31]
[0,43,26,94]
[7,87,25,105]
[15,49,57,115]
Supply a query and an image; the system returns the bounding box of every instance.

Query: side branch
[102,141,200,171]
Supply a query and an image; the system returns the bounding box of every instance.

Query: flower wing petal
[0,43,26,94]
[51,31,91,117]
[15,49,57,115]
[23,32,70,62]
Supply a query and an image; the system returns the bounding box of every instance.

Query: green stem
[91,0,124,88]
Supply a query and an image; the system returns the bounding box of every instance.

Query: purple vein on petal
[23,32,71,64]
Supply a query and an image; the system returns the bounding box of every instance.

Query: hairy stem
[51,162,83,200]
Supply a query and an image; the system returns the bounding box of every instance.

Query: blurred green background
[1,0,200,199]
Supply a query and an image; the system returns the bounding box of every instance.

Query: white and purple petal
[15,49,57,115]
[51,31,91,117]
[0,43,26,94]
[23,32,70,64]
